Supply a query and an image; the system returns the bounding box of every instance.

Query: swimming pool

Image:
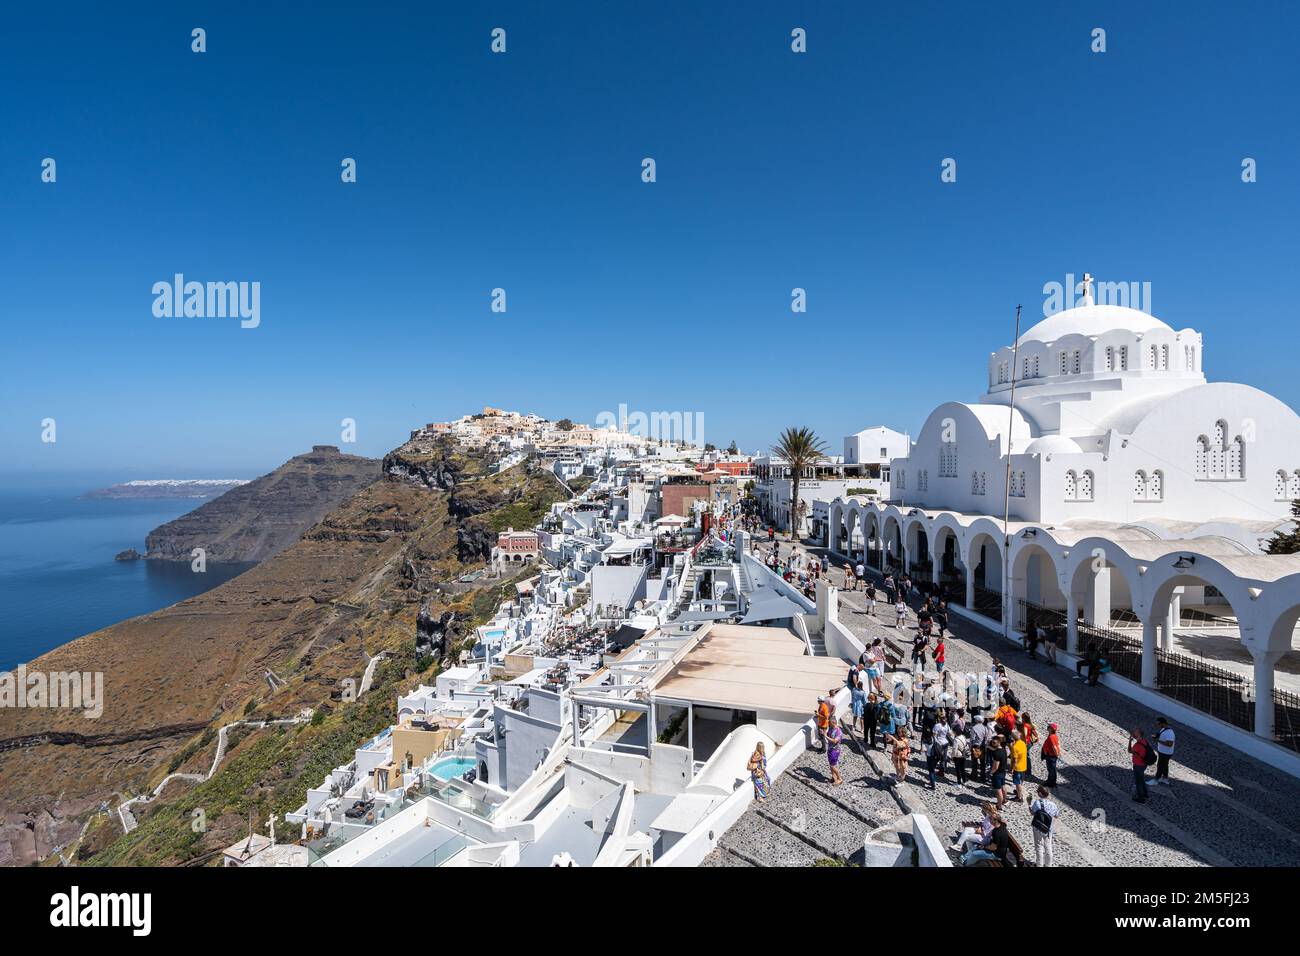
[428,757,476,781]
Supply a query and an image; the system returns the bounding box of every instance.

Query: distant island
[83,479,249,500]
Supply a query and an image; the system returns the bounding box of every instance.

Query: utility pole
[1002,304,1023,638]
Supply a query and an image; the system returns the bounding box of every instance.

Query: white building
[890,292,1300,535]
[824,285,1300,767]
[755,425,907,535]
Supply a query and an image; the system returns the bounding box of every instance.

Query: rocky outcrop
[416,605,456,658]
[456,522,495,563]
[145,446,380,563]
[114,548,141,561]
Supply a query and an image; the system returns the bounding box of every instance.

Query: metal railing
[971,585,1002,622]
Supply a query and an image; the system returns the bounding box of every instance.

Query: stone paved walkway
[829,581,1300,866]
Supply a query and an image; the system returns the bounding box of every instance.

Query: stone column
[1084,567,1111,628]
[965,574,975,609]
[1252,648,1283,741]
[1141,616,1158,688]
[1066,590,1080,655]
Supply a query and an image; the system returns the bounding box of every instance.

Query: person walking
[1154,717,1176,787]
[890,727,911,783]
[850,675,867,734]
[988,734,1009,809]
[934,599,948,638]
[865,692,880,749]
[1020,711,1039,779]
[934,637,946,674]
[1129,727,1155,802]
[747,742,771,801]
[826,720,844,786]
[969,714,990,783]
[951,728,970,785]
[1028,785,1059,867]
[1041,722,1062,788]
[1009,729,1028,802]
[894,597,907,628]
[865,581,877,616]
[855,560,865,589]
[843,563,855,592]
[931,717,951,778]
[814,695,832,752]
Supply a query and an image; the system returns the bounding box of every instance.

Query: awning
[739,588,808,624]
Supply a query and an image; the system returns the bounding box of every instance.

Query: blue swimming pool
[429,757,476,781]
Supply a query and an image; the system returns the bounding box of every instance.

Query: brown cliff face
[144,446,380,563]
[0,437,568,866]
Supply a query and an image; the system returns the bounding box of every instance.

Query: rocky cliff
[144,446,379,563]
[0,435,568,866]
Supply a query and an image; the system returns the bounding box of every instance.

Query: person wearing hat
[1042,722,1062,788]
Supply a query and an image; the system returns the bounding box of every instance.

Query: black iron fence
[971,585,1002,622]
[1018,600,1300,754]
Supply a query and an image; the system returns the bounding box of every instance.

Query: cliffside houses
[285,433,850,867]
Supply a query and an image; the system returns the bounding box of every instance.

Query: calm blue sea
[0,472,254,670]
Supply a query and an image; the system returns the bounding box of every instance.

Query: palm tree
[772,427,827,540]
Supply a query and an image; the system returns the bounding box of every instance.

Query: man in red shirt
[1042,722,1062,788]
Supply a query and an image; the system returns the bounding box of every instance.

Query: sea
[0,472,255,671]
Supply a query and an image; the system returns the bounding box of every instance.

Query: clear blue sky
[2,1,1296,479]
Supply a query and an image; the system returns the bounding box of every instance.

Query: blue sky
[2,1,1297,479]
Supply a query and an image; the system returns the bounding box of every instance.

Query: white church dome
[1022,435,1082,456]
[1018,304,1173,345]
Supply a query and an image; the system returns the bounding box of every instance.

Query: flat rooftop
[650,623,845,715]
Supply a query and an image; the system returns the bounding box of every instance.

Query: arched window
[1148,344,1158,369]
[1118,346,1129,370]
[1148,470,1162,501]
[1160,345,1169,370]
[971,470,980,494]
[1072,349,1081,374]
[1278,470,1290,500]
[1032,355,1040,377]
[1133,470,1147,501]
[1059,351,1069,375]
[1291,471,1300,499]
[1065,470,1077,501]
[1079,471,1094,501]
[1185,345,1196,371]
[1195,436,1209,478]
[1023,357,1031,379]
[1104,346,1115,371]
[980,472,987,495]
[1227,436,1244,479]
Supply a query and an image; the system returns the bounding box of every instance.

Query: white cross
[1081,272,1094,305]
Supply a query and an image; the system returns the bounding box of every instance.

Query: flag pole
[1002,304,1023,638]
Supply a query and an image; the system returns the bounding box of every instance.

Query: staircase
[808,631,828,656]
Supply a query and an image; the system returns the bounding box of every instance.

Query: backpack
[1141,740,1157,767]
[1031,805,1055,834]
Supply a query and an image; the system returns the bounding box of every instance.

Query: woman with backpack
[951,727,971,785]
[1129,727,1155,802]
[1028,785,1059,867]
